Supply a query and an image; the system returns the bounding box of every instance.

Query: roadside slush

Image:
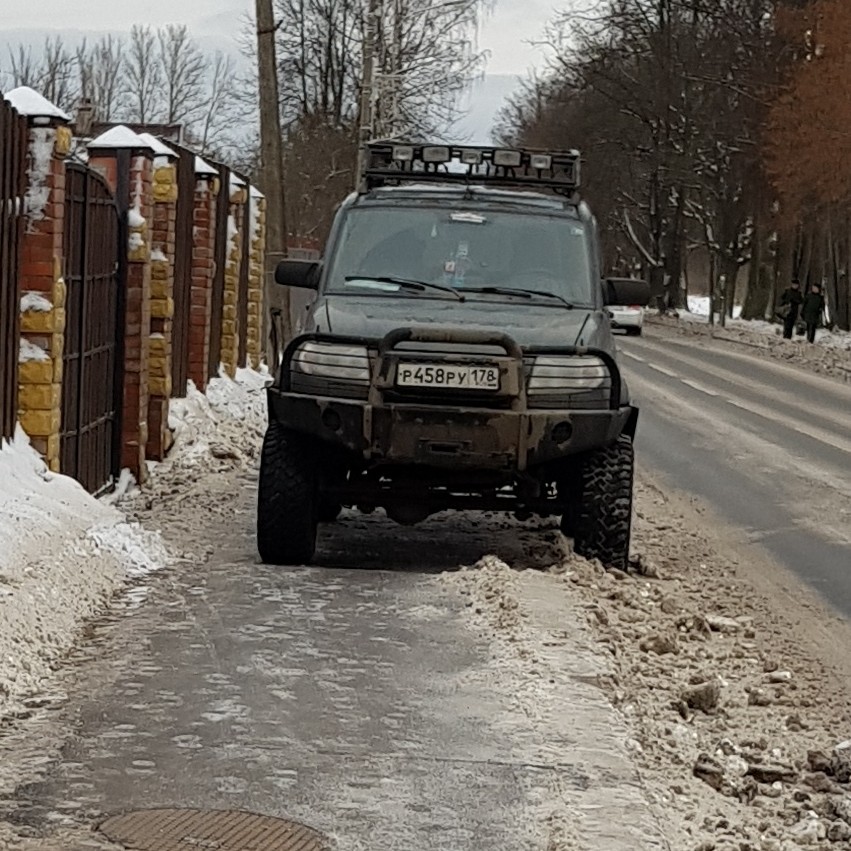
[448,472,851,850]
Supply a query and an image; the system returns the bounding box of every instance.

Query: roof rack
[361,143,581,197]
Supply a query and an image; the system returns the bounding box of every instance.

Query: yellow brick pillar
[19,272,67,470]
[247,187,267,369]
[144,137,179,460]
[221,174,247,377]
[9,88,74,472]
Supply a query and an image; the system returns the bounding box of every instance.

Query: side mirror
[275,260,320,290]
[604,277,651,307]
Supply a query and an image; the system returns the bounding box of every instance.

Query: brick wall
[17,121,72,473]
[188,171,219,390]
[221,177,247,377]
[148,155,178,459]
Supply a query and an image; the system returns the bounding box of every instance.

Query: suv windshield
[326,205,595,305]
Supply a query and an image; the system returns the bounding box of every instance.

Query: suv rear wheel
[257,424,318,565]
[567,434,634,570]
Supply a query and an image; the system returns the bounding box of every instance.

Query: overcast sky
[0,0,553,76]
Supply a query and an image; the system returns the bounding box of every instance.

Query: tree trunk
[840,215,851,331]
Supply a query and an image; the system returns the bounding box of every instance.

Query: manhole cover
[99,808,327,851]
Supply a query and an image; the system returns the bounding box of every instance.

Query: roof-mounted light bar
[362,143,581,196]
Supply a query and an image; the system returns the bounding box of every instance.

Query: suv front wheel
[257,424,319,565]
[566,434,634,570]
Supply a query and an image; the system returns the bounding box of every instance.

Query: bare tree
[8,38,78,110]
[76,36,126,121]
[124,25,163,123]
[7,45,43,89]
[194,52,242,155]
[157,25,207,125]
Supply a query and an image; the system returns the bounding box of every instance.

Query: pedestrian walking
[801,283,826,344]
[778,279,803,339]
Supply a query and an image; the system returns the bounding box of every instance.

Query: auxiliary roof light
[493,149,523,168]
[422,146,451,163]
[530,154,553,171]
[362,142,581,195]
[392,145,415,162]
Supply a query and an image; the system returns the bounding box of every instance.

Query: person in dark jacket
[801,283,826,344]
[779,280,803,339]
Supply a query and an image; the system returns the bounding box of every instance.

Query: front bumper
[270,327,636,472]
[268,390,634,471]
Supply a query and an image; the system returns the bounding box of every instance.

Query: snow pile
[20,292,51,313]
[0,429,173,719]
[115,367,269,565]
[682,295,851,351]
[18,338,49,363]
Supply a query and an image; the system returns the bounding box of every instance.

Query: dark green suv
[259,144,649,569]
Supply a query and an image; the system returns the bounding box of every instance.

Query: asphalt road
[620,327,851,613]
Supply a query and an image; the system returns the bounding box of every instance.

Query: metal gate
[171,143,196,397]
[61,162,124,494]
[0,96,28,441]
[208,161,230,383]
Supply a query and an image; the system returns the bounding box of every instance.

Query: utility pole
[356,0,381,187]
[255,0,290,363]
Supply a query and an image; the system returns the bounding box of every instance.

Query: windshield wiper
[466,286,576,309]
[345,275,465,302]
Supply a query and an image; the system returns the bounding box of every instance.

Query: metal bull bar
[281,326,623,412]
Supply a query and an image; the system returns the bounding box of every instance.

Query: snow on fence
[0,95,28,441]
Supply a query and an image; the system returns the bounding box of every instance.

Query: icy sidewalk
[0,367,269,723]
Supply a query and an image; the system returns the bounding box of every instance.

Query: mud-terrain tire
[257,424,318,565]
[570,434,634,570]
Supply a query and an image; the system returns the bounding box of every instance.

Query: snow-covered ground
[0,366,269,722]
[684,295,851,351]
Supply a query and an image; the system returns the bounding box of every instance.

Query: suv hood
[313,295,603,349]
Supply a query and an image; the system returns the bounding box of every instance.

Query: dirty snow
[683,295,851,351]
[0,429,172,721]
[443,478,851,850]
[151,247,168,263]
[0,369,268,724]
[648,314,851,382]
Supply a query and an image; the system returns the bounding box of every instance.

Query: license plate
[396,362,500,391]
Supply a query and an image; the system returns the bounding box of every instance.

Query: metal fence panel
[171,143,195,397]
[0,97,28,441]
[60,163,124,494]
[208,162,230,383]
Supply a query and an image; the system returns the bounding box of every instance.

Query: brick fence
[1,86,271,493]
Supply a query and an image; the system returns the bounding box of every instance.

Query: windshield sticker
[450,212,487,224]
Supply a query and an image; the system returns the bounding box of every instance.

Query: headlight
[528,355,608,393]
[292,342,370,383]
